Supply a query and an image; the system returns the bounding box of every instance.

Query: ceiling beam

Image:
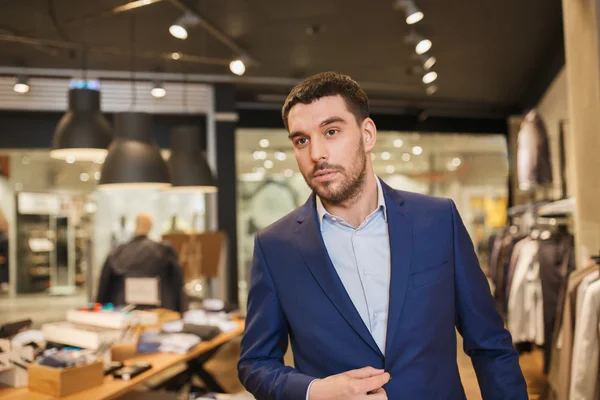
[167,0,258,65]
[0,25,58,57]
[0,34,230,66]
[21,0,164,38]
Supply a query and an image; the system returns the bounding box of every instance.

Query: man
[238,72,527,399]
[97,212,185,313]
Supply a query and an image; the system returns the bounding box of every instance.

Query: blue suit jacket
[238,181,527,399]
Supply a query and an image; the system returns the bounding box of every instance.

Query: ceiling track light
[169,12,201,40]
[420,53,437,70]
[13,75,30,94]
[394,0,424,25]
[230,56,248,76]
[404,31,432,55]
[151,81,166,98]
[423,71,438,84]
[425,83,438,96]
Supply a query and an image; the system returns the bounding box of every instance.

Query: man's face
[287,95,375,204]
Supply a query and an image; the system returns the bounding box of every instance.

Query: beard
[303,141,367,205]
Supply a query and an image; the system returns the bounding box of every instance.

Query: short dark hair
[281,71,370,131]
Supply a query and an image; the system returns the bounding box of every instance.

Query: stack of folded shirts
[183,310,238,333]
[158,333,201,354]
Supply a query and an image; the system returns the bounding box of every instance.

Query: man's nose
[310,138,327,163]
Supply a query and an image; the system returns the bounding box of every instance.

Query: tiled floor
[0,294,547,398]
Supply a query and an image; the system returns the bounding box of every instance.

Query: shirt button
[374,312,379,318]
[363,269,370,275]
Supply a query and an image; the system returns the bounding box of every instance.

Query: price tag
[125,277,160,306]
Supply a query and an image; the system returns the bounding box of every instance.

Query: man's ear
[362,118,377,151]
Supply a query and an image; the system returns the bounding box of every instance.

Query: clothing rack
[537,198,575,217]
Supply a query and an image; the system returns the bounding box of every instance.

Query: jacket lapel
[381,182,413,357]
[294,195,384,358]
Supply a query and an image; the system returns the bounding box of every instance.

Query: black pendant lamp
[168,125,217,192]
[98,112,171,189]
[50,88,114,161]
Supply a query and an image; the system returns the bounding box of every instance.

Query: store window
[0,150,207,299]
[236,128,509,308]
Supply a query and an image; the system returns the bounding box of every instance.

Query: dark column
[214,84,239,306]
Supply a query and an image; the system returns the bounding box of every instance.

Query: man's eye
[296,138,308,145]
[326,129,338,136]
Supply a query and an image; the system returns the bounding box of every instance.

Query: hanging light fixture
[168,125,217,192]
[50,88,114,161]
[151,81,166,98]
[169,12,200,40]
[98,112,171,189]
[394,0,424,25]
[13,75,30,94]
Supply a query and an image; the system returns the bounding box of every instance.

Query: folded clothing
[182,324,221,341]
[158,333,200,354]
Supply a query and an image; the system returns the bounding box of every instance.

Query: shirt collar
[316,176,387,227]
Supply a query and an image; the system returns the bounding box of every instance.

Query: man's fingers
[345,366,385,379]
[356,372,390,393]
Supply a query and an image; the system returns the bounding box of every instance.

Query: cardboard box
[111,343,138,362]
[28,360,104,397]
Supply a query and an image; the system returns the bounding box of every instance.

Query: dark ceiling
[0,0,564,118]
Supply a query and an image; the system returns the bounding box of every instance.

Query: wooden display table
[0,320,244,400]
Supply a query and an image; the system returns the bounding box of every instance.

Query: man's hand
[308,366,390,399]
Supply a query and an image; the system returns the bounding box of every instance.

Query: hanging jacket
[517,110,553,191]
[96,235,185,313]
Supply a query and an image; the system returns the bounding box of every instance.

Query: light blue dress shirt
[306,177,391,399]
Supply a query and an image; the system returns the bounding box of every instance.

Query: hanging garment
[517,110,553,191]
[538,234,575,373]
[575,270,599,324]
[569,279,600,400]
[505,237,530,301]
[554,266,600,400]
[495,234,525,317]
[508,239,543,345]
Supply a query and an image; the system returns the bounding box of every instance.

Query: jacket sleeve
[449,199,528,400]
[96,257,114,304]
[238,234,315,400]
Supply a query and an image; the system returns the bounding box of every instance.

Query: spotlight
[151,81,166,98]
[395,0,424,25]
[394,139,404,148]
[416,39,432,55]
[412,146,423,155]
[423,71,438,84]
[259,139,270,148]
[169,12,200,40]
[230,59,246,76]
[13,75,30,94]
[171,52,182,60]
[423,54,436,70]
[405,32,432,55]
[386,165,396,174]
[426,84,438,96]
